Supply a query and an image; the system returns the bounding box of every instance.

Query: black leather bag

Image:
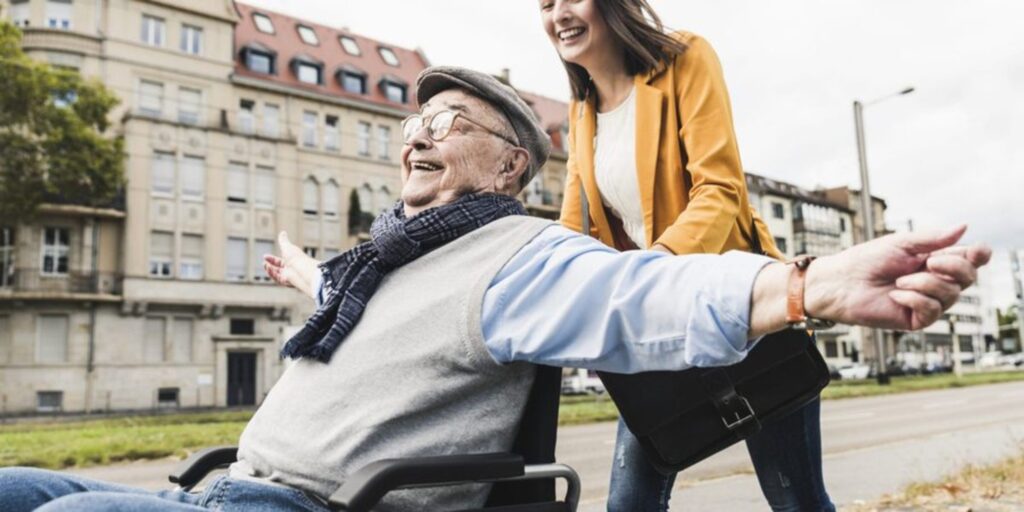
[578,185,831,475]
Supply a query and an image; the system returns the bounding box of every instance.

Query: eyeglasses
[401,110,520,147]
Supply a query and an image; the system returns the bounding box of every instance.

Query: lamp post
[853,86,914,385]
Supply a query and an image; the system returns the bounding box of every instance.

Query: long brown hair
[563,0,687,101]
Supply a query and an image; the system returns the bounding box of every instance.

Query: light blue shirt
[313,225,774,374]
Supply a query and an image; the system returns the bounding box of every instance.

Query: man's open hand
[806,225,991,331]
[262,231,322,299]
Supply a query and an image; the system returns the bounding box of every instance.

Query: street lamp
[853,86,915,385]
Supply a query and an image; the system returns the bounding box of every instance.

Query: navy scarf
[280,193,527,362]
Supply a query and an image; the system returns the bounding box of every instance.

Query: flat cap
[416,66,551,189]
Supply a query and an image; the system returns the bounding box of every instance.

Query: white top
[593,86,647,249]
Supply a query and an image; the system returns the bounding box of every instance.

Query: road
[67,380,1024,510]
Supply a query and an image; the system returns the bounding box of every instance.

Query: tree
[0,21,124,222]
[348,188,362,232]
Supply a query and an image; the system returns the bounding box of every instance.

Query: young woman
[539,0,835,510]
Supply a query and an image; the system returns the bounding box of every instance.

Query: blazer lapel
[575,98,615,247]
[634,73,665,247]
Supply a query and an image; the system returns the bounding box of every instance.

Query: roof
[517,89,570,153]
[233,2,429,113]
[745,172,855,213]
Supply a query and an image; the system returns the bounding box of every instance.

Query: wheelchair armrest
[327,452,524,512]
[168,446,238,488]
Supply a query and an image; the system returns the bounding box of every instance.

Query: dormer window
[253,13,274,34]
[291,54,323,85]
[297,25,319,45]
[339,36,361,56]
[240,42,276,75]
[378,46,400,67]
[337,65,367,95]
[379,75,408,104]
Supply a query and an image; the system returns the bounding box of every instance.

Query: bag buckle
[720,395,756,431]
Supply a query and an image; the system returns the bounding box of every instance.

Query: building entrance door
[227,352,257,406]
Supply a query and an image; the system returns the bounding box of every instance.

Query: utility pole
[1012,250,1024,352]
[949,315,962,378]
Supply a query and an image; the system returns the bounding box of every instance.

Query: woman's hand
[262,231,322,300]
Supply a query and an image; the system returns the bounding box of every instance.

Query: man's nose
[406,125,433,151]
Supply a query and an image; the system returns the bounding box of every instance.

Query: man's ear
[503,147,531,190]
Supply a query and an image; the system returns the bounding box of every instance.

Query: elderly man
[0,67,990,511]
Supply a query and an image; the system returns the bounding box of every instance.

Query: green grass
[3,371,1023,470]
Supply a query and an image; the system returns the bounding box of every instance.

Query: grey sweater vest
[231,215,554,510]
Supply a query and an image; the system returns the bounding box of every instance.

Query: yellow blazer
[559,32,782,260]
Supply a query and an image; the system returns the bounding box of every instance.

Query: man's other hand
[263,231,322,299]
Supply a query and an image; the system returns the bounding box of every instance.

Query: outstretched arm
[748,225,990,338]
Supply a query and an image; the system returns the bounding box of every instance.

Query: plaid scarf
[280,193,527,363]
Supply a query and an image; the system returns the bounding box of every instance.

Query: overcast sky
[245,0,1023,311]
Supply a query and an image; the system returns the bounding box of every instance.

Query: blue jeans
[0,467,328,512]
[607,398,835,512]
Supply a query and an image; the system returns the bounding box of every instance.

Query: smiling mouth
[558,26,586,42]
[409,161,444,172]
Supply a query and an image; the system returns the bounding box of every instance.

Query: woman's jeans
[0,467,328,512]
[607,397,835,512]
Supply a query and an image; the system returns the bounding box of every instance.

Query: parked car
[561,369,605,395]
[837,363,871,380]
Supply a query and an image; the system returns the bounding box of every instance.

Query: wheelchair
[168,366,580,511]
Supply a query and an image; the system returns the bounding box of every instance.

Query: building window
[226,162,248,203]
[245,49,274,74]
[323,180,339,217]
[774,236,788,254]
[824,340,839,358]
[357,121,370,156]
[141,15,165,47]
[36,391,64,413]
[253,239,274,282]
[0,315,10,363]
[157,387,180,408]
[339,36,360,55]
[230,318,255,335]
[178,87,201,125]
[303,247,318,258]
[376,187,392,213]
[179,234,203,280]
[297,25,318,45]
[378,46,400,67]
[771,202,785,219]
[262,103,279,137]
[46,0,72,30]
[179,156,205,199]
[358,183,374,214]
[149,231,173,277]
[324,115,339,151]
[144,317,166,362]
[41,227,69,276]
[238,99,255,134]
[840,217,846,232]
[253,166,274,208]
[323,248,340,260]
[303,178,319,215]
[252,13,274,34]
[171,318,193,363]
[37,315,69,363]
[138,80,163,116]
[296,62,321,85]
[151,151,175,196]
[339,71,366,95]
[302,111,317,147]
[180,24,202,55]
[226,238,248,281]
[0,228,15,288]
[11,0,29,28]
[382,82,407,104]
[377,126,390,160]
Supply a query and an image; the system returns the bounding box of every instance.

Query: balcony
[0,270,123,301]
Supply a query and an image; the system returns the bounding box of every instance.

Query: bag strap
[700,369,762,440]
[580,182,590,237]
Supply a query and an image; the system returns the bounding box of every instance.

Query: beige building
[0,0,571,415]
